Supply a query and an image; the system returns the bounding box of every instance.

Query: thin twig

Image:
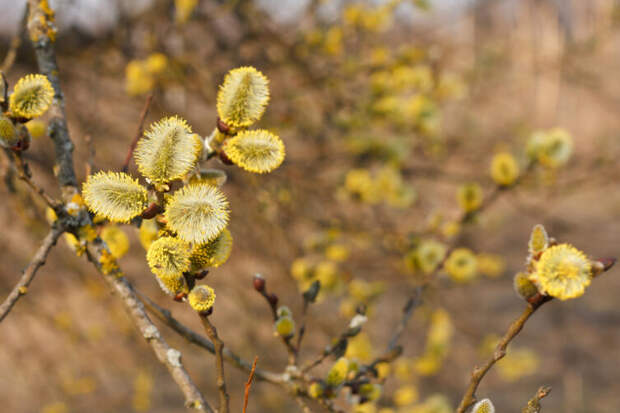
[85,240,213,412]
[138,290,286,384]
[199,315,230,413]
[12,151,60,208]
[522,385,552,413]
[242,356,258,413]
[386,287,423,352]
[455,294,550,413]
[0,226,63,322]
[122,94,153,173]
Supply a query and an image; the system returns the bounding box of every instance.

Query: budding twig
[522,385,552,413]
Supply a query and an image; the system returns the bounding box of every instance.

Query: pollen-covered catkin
[9,74,54,119]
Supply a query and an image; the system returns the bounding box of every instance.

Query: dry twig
[0,226,63,322]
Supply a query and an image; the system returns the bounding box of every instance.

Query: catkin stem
[200,315,230,413]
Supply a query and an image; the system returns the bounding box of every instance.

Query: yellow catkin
[188,285,216,312]
[326,358,349,387]
[472,398,495,413]
[146,236,191,278]
[165,184,230,244]
[135,116,202,184]
[9,74,54,119]
[82,171,148,223]
[0,114,18,148]
[490,152,519,186]
[190,229,233,271]
[224,129,285,174]
[530,244,591,300]
[217,66,270,127]
[444,248,478,282]
[457,183,482,213]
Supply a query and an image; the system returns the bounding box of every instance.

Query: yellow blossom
[135,116,201,184]
[9,74,54,119]
[457,183,482,213]
[82,171,148,223]
[188,285,216,312]
[530,244,592,300]
[165,184,229,244]
[490,152,519,186]
[224,129,285,174]
[444,248,478,282]
[217,66,270,127]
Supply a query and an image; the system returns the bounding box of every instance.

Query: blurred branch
[85,240,213,412]
[522,386,552,413]
[0,225,63,322]
[0,4,27,73]
[386,286,423,352]
[199,315,230,413]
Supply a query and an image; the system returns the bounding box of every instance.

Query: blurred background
[1,0,620,412]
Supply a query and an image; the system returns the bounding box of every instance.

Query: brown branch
[242,356,258,413]
[12,151,60,208]
[522,385,552,413]
[122,94,153,173]
[0,226,63,322]
[138,290,286,384]
[85,241,213,412]
[455,294,551,413]
[27,0,77,197]
[199,315,230,413]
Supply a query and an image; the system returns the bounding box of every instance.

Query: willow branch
[27,0,77,196]
[0,225,63,322]
[455,294,550,413]
[199,315,230,413]
[138,290,286,384]
[85,241,213,412]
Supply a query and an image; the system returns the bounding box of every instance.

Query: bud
[308,381,324,399]
[188,285,216,314]
[472,398,495,413]
[267,292,278,308]
[216,117,231,134]
[513,272,539,300]
[592,257,616,277]
[326,357,349,387]
[275,316,295,339]
[277,306,292,318]
[359,383,382,402]
[528,224,548,256]
[253,273,266,291]
[302,280,320,303]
